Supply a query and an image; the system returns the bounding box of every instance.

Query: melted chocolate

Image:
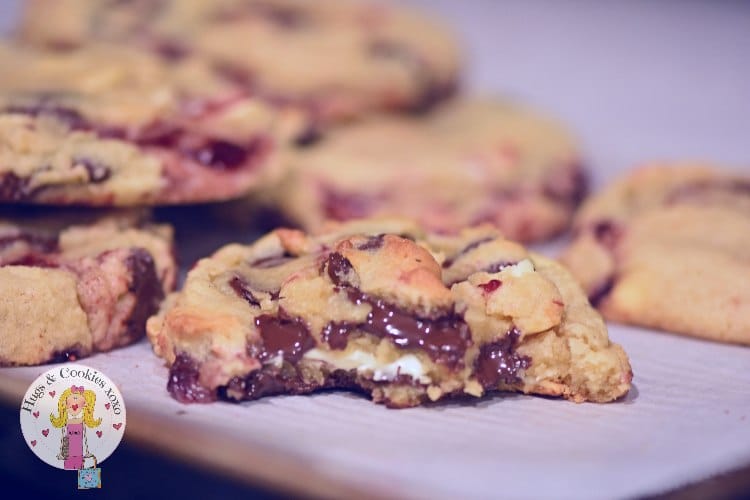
[254,314,315,364]
[321,321,353,350]
[229,275,260,307]
[123,249,165,343]
[475,327,530,388]
[167,353,217,403]
[318,252,473,365]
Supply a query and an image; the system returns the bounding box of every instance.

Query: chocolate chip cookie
[19,0,460,122]
[560,164,750,345]
[0,43,309,205]
[269,99,585,242]
[147,218,631,408]
[0,209,176,366]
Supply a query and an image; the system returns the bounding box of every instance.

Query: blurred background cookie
[18,0,460,123]
[267,98,585,242]
[0,42,311,205]
[560,164,750,345]
[0,208,176,366]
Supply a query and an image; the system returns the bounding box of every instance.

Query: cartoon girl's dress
[64,422,84,470]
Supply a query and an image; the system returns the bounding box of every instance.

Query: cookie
[147,218,631,408]
[19,0,460,122]
[560,164,750,345]
[0,43,310,205]
[269,99,585,242]
[0,209,176,366]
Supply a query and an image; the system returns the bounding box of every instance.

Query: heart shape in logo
[33,411,39,418]
[71,404,79,411]
[49,391,56,397]
[30,440,37,447]
[42,429,49,437]
[105,403,111,410]
[112,423,122,430]
[96,431,103,438]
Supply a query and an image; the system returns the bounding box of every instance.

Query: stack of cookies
[3,0,746,408]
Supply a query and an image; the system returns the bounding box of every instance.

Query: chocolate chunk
[356,234,386,251]
[409,80,457,115]
[294,122,322,147]
[75,157,111,183]
[220,371,288,402]
[544,165,588,207]
[0,173,30,202]
[322,188,378,221]
[592,220,623,249]
[154,41,189,61]
[256,5,307,28]
[4,253,59,268]
[475,327,530,389]
[0,231,58,254]
[250,253,294,268]
[484,261,515,273]
[49,347,84,364]
[254,313,315,364]
[192,140,248,169]
[123,249,165,344]
[167,353,216,403]
[589,277,615,307]
[326,252,355,287]
[369,40,452,114]
[229,275,261,307]
[443,236,494,268]
[667,179,750,203]
[5,103,89,130]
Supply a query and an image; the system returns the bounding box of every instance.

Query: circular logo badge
[19,364,126,470]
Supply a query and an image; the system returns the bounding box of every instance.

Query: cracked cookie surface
[561,164,750,345]
[0,43,309,205]
[19,0,460,123]
[0,209,176,366]
[270,99,585,242]
[147,218,630,407]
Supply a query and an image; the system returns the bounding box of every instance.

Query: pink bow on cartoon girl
[70,385,85,394]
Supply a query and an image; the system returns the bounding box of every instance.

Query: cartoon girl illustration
[50,385,101,470]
